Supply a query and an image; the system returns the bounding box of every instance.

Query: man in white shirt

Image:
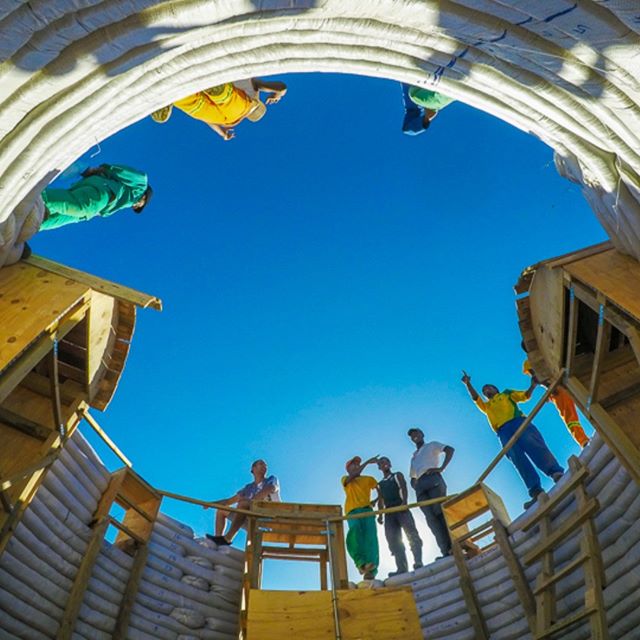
[206,459,280,545]
[408,427,455,558]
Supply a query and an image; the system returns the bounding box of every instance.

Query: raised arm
[461,370,480,401]
[344,455,380,485]
[252,78,287,104]
[524,377,538,399]
[396,472,409,504]
[204,493,239,510]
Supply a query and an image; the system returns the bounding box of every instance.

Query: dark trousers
[383,510,423,572]
[415,472,451,556]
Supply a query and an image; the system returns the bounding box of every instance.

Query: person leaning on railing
[461,370,564,510]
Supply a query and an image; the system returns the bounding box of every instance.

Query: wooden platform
[246,587,423,640]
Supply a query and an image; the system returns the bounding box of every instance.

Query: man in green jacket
[41,164,152,230]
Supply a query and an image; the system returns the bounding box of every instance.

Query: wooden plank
[443,485,490,529]
[565,284,578,377]
[493,520,536,634]
[521,465,590,532]
[113,545,149,640]
[246,588,422,640]
[524,498,600,565]
[0,406,51,440]
[587,306,611,407]
[0,262,89,371]
[56,518,109,640]
[108,516,145,544]
[450,541,489,639]
[534,494,555,633]
[535,606,597,640]
[564,248,640,324]
[0,452,58,491]
[81,409,132,468]
[533,552,588,595]
[47,349,64,433]
[24,255,162,311]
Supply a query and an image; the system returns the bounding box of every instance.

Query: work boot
[523,488,544,510]
[552,471,564,483]
[413,561,423,570]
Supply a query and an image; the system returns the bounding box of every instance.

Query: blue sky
[33,72,606,586]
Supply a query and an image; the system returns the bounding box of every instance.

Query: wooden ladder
[522,456,608,639]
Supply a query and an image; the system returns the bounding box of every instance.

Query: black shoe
[523,489,544,510]
[413,561,424,570]
[21,243,32,260]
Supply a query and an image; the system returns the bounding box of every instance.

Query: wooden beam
[56,517,109,640]
[533,552,588,595]
[492,521,536,634]
[112,544,149,640]
[564,284,579,378]
[535,606,598,640]
[587,304,611,408]
[524,498,600,565]
[0,452,58,491]
[48,348,64,435]
[0,406,51,440]
[107,516,145,544]
[81,409,132,468]
[451,541,489,639]
[25,255,163,311]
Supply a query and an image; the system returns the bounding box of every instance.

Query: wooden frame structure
[442,483,536,639]
[0,256,161,556]
[56,467,162,639]
[516,242,640,485]
[521,456,608,639]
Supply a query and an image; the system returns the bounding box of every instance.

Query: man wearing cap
[408,428,455,558]
[376,456,423,575]
[206,459,280,546]
[401,83,455,136]
[342,455,381,579]
[40,164,152,231]
[461,371,564,509]
[151,78,287,140]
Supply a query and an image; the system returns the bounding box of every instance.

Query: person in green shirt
[342,455,381,580]
[40,164,152,231]
[401,83,455,136]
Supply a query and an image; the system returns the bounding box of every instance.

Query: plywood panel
[87,291,117,400]
[565,249,640,323]
[246,588,422,640]
[0,262,88,372]
[529,266,565,376]
[0,423,43,500]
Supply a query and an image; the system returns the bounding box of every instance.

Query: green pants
[346,507,379,576]
[408,87,455,111]
[41,178,111,230]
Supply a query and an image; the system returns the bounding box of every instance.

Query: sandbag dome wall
[1,2,640,259]
[0,430,244,640]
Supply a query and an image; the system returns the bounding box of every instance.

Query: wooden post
[564,284,578,378]
[112,544,149,640]
[534,493,555,633]
[56,517,109,639]
[587,304,611,410]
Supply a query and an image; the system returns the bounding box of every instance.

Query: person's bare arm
[396,472,409,504]
[207,123,235,140]
[461,370,480,400]
[344,455,380,485]
[524,377,538,399]
[252,79,287,104]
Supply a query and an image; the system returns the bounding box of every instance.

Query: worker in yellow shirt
[342,455,381,580]
[151,78,287,140]
[461,371,564,509]
[522,359,589,448]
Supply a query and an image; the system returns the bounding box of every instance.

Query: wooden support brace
[47,347,64,435]
[112,544,149,640]
[450,541,489,640]
[0,405,52,440]
[564,284,578,378]
[492,520,536,634]
[587,304,611,409]
[56,517,109,640]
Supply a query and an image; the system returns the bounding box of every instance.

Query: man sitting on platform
[206,459,280,545]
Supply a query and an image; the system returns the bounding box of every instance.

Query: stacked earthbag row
[0,430,244,639]
[387,434,640,640]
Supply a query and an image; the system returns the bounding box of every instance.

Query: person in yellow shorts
[522,358,589,448]
[151,78,287,140]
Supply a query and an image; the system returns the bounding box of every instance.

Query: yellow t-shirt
[474,390,529,431]
[341,475,377,514]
